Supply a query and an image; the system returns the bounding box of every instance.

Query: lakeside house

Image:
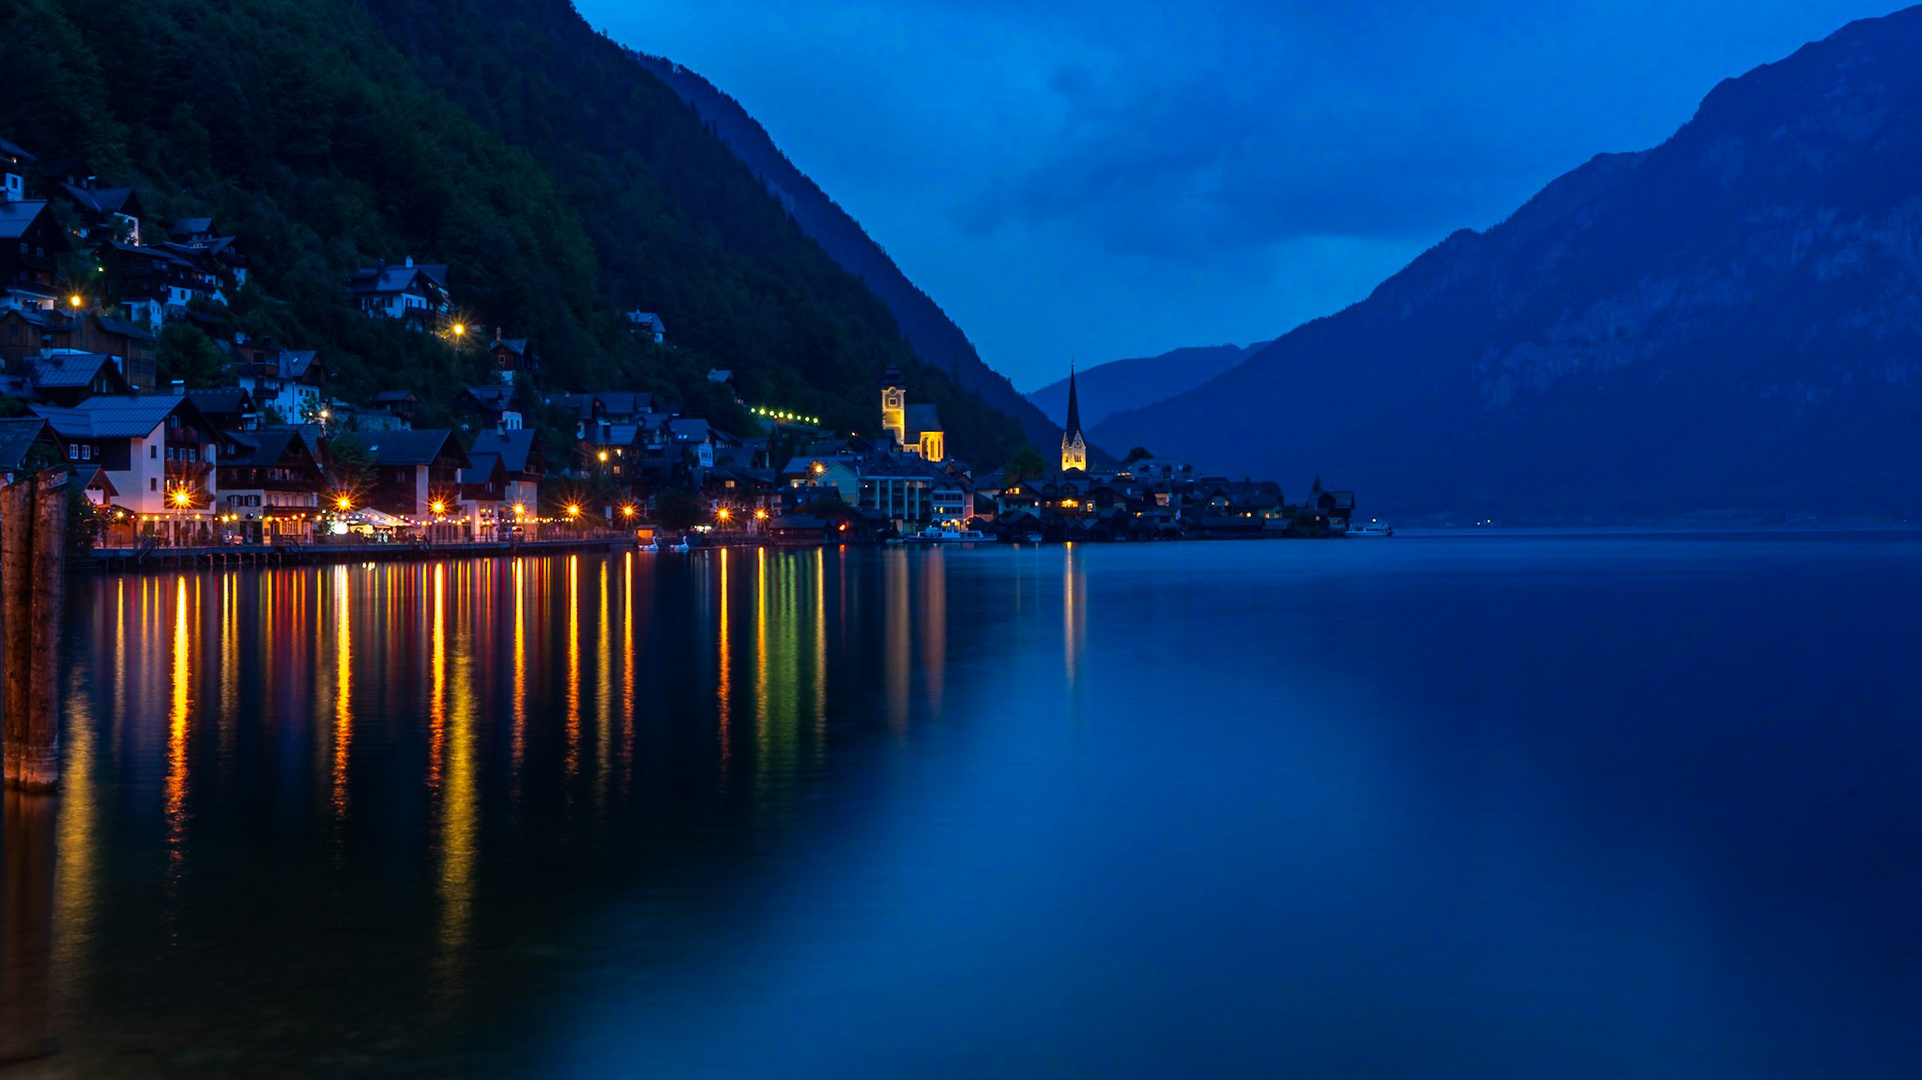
[31,393,221,524]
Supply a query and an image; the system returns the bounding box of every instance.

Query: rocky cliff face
[632,53,1063,453]
[1096,8,1922,519]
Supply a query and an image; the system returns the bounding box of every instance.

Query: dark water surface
[3,535,1919,1077]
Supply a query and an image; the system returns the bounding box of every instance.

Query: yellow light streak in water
[565,555,581,780]
[164,578,191,872]
[428,564,446,791]
[755,546,769,738]
[511,558,527,787]
[53,665,98,993]
[332,566,352,820]
[597,559,612,803]
[438,577,479,983]
[621,553,635,794]
[717,548,732,775]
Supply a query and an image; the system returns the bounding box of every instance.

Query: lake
[4,534,1920,1077]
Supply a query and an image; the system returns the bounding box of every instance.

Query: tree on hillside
[1004,444,1046,483]
[1124,446,1153,464]
[156,323,228,388]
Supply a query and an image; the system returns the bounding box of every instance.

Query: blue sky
[577,1,1898,390]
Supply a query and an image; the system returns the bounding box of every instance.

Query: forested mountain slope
[0,0,1025,463]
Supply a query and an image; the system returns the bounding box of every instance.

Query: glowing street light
[452,323,466,337]
[565,504,582,519]
[513,503,526,516]
[430,500,447,515]
[170,489,193,509]
[620,505,636,518]
[597,450,609,463]
[335,496,354,512]
[716,508,731,523]
[754,508,768,521]
[68,294,83,309]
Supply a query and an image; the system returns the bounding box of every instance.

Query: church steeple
[1060,364,1087,473]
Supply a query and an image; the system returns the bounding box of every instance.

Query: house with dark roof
[1,137,35,204]
[22,351,132,406]
[0,308,158,390]
[0,417,66,486]
[364,429,468,520]
[185,387,257,433]
[53,178,144,244]
[468,428,547,513]
[490,331,538,381]
[225,338,326,421]
[216,427,324,540]
[372,389,420,422]
[0,200,69,312]
[31,394,219,517]
[345,258,450,321]
[98,240,225,328]
[453,384,521,432]
[456,451,511,533]
[625,310,666,344]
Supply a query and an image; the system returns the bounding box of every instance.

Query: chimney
[404,255,414,268]
[171,380,185,394]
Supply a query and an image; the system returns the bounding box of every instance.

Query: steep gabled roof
[0,200,59,241]
[904,403,942,436]
[30,394,207,439]
[346,262,450,296]
[0,419,58,472]
[470,428,542,473]
[29,352,118,389]
[366,428,466,468]
[221,427,315,469]
[0,137,37,162]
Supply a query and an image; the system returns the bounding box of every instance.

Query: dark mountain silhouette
[1026,341,1271,430]
[632,52,1062,454]
[1096,7,1922,521]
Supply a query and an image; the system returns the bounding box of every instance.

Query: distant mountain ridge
[1026,341,1271,430]
[632,53,1062,454]
[1095,7,1922,520]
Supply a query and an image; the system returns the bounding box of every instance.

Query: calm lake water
[3,534,1920,1077]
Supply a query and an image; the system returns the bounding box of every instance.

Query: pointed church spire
[1060,362,1087,473]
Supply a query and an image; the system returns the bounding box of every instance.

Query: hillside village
[0,134,1354,550]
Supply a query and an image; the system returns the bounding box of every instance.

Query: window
[150,478,157,492]
[150,445,158,459]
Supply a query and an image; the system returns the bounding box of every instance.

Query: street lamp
[170,489,193,509]
[335,496,353,512]
[565,504,582,519]
[620,505,636,518]
[68,294,83,310]
[430,500,447,515]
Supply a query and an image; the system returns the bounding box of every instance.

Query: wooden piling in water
[2,469,65,792]
[1,479,31,788]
